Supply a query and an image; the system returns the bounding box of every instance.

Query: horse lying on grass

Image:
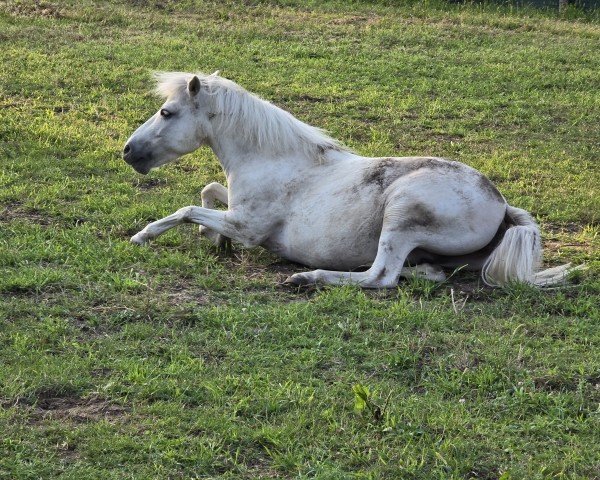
[123,71,577,288]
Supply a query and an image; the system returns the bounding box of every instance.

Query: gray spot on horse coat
[375,267,387,281]
[363,158,398,189]
[478,175,505,203]
[452,186,470,203]
[317,144,341,154]
[404,157,463,175]
[398,203,440,230]
[363,157,462,190]
[230,219,244,231]
[381,241,394,253]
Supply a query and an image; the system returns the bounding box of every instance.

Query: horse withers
[123,71,577,288]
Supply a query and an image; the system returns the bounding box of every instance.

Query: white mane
[154,72,349,158]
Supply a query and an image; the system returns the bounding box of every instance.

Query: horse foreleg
[130,207,259,247]
[199,182,230,248]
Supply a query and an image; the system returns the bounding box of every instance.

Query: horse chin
[131,155,178,174]
[131,162,152,175]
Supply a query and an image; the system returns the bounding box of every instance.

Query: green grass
[1,0,599,478]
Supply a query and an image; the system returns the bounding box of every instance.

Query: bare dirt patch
[134,177,168,191]
[534,374,600,393]
[543,222,596,256]
[31,393,128,424]
[543,222,586,235]
[224,251,305,283]
[544,239,594,255]
[0,0,63,19]
[266,260,306,279]
[2,201,53,226]
[165,281,210,306]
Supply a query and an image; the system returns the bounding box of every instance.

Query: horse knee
[201,182,228,206]
[201,182,218,199]
[177,206,195,222]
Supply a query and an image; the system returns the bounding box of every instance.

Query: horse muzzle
[123,142,152,175]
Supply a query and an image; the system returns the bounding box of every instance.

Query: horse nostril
[123,144,131,156]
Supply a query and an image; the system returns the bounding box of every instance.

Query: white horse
[123,71,575,288]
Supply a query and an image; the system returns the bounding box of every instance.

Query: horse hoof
[423,270,446,282]
[284,273,314,286]
[130,233,148,245]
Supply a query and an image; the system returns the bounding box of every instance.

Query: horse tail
[481,205,577,287]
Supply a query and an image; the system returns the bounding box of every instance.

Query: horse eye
[160,109,172,118]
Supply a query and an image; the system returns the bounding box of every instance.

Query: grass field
[1,1,599,478]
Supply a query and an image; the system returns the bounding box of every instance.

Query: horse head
[123,73,213,174]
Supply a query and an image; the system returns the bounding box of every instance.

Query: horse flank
[154,71,348,159]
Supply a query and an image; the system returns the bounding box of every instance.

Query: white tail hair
[481,205,579,287]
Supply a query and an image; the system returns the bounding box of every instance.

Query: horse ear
[188,76,202,96]
[210,70,220,76]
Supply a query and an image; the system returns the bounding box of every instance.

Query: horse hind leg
[199,182,230,248]
[285,229,441,288]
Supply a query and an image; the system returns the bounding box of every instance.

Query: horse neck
[203,88,336,178]
[207,127,316,181]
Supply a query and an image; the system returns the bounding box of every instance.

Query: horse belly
[260,156,507,269]
[265,202,383,270]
